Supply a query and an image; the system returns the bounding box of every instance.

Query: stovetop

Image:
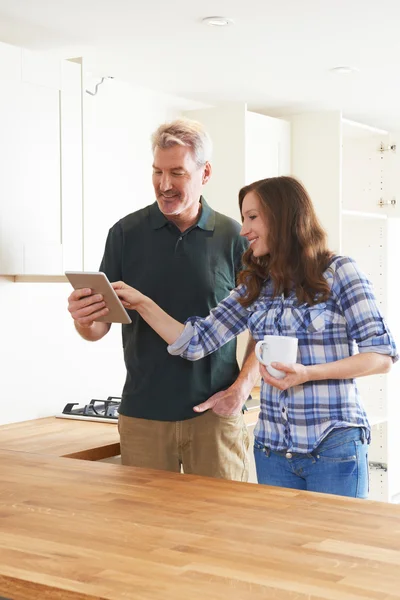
[57,397,121,423]
[57,393,259,424]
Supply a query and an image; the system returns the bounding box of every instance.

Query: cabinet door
[0,79,62,275]
[0,51,83,276]
[19,81,62,275]
[245,111,290,184]
[0,80,24,274]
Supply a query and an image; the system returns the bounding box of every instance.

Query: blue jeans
[254,427,369,498]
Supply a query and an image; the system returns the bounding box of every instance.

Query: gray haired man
[68,118,259,480]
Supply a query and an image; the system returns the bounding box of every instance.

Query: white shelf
[341,209,388,220]
[368,414,388,427]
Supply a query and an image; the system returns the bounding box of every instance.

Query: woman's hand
[112,281,184,344]
[112,281,146,310]
[259,362,310,390]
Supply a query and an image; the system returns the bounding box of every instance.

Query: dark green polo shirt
[100,197,248,421]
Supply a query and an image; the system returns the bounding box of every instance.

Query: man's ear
[202,162,212,185]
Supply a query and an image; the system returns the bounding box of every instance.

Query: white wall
[82,77,205,269]
[0,66,207,425]
[0,276,126,425]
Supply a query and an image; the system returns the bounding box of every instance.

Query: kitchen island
[1,413,400,600]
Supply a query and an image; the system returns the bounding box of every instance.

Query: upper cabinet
[184,104,290,222]
[289,111,400,253]
[0,43,82,276]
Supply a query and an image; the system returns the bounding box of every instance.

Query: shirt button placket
[281,392,291,449]
[175,235,183,255]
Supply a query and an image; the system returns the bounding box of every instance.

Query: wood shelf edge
[12,275,68,283]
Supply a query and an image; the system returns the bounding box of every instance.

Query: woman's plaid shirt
[168,256,398,453]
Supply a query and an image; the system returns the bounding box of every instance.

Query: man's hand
[68,288,108,328]
[259,362,309,390]
[193,385,247,416]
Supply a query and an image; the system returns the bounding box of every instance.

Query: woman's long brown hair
[237,176,334,307]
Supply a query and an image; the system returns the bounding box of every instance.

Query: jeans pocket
[316,440,358,463]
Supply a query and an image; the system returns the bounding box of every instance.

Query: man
[68,118,259,481]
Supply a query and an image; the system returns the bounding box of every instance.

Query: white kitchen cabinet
[0,42,83,276]
[184,104,290,222]
[290,111,400,502]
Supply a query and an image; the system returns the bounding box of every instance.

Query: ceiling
[0,0,399,131]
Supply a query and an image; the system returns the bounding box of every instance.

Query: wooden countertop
[0,417,120,460]
[1,449,400,600]
[0,387,261,459]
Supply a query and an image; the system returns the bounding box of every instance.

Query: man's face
[152,145,211,218]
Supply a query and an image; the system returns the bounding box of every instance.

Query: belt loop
[265,446,271,457]
[360,427,366,444]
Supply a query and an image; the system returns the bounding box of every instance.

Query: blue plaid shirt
[168,256,398,453]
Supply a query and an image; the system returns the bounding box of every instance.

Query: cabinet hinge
[378,197,397,208]
[369,461,388,472]
[379,142,396,153]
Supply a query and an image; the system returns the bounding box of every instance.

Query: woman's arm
[306,351,392,380]
[260,351,392,391]
[112,281,250,360]
[112,282,184,344]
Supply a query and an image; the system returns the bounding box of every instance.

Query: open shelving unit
[290,111,400,502]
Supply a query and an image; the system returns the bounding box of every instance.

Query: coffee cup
[255,335,298,379]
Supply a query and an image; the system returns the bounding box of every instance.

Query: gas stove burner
[58,397,121,423]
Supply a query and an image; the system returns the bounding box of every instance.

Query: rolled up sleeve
[333,257,398,362]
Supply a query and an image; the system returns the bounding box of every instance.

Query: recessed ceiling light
[329,66,359,74]
[202,16,233,27]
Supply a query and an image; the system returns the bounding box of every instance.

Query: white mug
[255,335,298,379]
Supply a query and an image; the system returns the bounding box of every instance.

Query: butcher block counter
[0,416,120,460]
[1,448,400,600]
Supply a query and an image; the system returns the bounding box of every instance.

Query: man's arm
[232,335,259,399]
[193,334,259,416]
[74,320,111,342]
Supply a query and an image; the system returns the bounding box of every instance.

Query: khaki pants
[118,410,249,482]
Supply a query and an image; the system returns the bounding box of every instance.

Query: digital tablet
[65,271,132,324]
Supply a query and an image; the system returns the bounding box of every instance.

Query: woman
[113,176,398,498]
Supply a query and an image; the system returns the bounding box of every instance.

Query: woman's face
[240,191,270,257]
